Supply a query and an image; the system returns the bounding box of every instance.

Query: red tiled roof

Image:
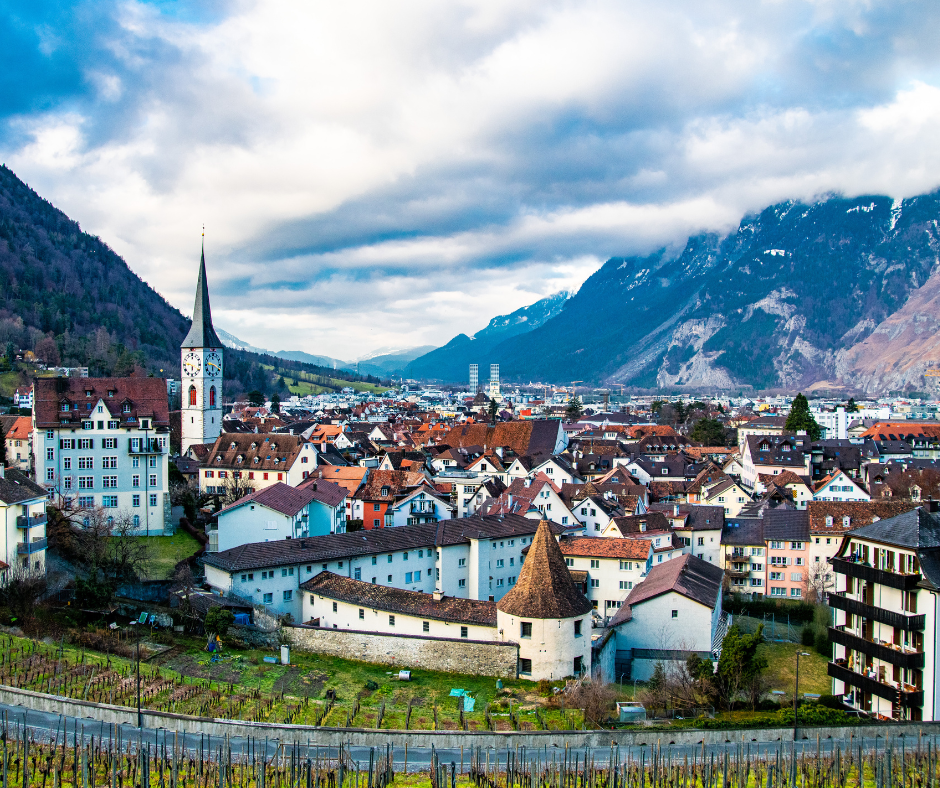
[205,433,308,472]
[301,571,496,626]
[34,377,169,429]
[556,537,650,560]
[610,554,722,625]
[220,482,318,517]
[5,416,31,442]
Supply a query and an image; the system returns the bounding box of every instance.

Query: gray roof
[847,507,940,550]
[182,246,223,349]
[763,509,810,542]
[722,518,765,546]
[0,469,49,505]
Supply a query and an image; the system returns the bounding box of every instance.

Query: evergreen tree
[565,397,584,421]
[784,393,822,440]
[690,417,727,446]
[270,393,281,414]
[488,398,499,425]
[846,397,859,413]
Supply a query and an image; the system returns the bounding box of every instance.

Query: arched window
[189,386,197,407]
[209,386,216,407]
[133,515,140,527]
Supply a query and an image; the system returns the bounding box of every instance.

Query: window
[790,542,804,550]
[520,658,532,675]
[619,560,632,570]
[372,556,377,565]
[590,559,600,569]
[108,420,119,430]
[149,494,157,507]
[750,578,763,587]
[458,558,466,567]
[403,552,409,561]
[770,587,785,597]
[423,621,430,632]
[63,477,72,490]
[790,588,802,598]
[574,620,582,637]
[565,557,574,566]
[387,555,393,563]
[332,602,338,612]
[460,626,468,638]
[102,476,117,488]
[496,559,504,568]
[458,579,466,588]
[354,568,361,581]
[387,575,392,582]
[78,457,94,470]
[78,496,94,508]
[132,475,140,488]
[619,580,633,590]
[697,537,704,546]
[102,496,117,508]
[102,456,117,469]
[46,448,54,461]
[263,593,273,604]
[78,477,94,489]
[188,386,197,407]
[359,609,365,619]
[373,504,380,511]
[77,439,93,450]
[45,468,55,482]
[521,622,532,638]
[283,590,292,602]
[590,579,600,588]
[671,610,678,618]
[209,386,216,407]
[405,572,413,583]
[149,474,157,487]
[389,615,395,626]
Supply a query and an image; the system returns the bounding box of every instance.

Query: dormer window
[782,444,790,452]
[250,442,258,450]
[85,390,92,397]
[122,404,131,413]
[230,442,237,450]
[253,457,260,464]
[825,515,833,527]
[236,455,244,464]
[107,390,115,397]
[215,457,222,464]
[60,402,70,412]
[381,486,390,497]
[842,516,851,527]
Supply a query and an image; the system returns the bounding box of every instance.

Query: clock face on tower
[205,352,223,377]
[183,352,202,377]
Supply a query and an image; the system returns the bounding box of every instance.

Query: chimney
[673,504,679,516]
[433,591,443,601]
[312,482,318,491]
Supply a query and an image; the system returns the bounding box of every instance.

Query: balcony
[16,513,47,529]
[410,502,436,514]
[828,591,925,631]
[725,551,751,562]
[828,660,923,708]
[829,626,924,669]
[830,557,921,591]
[128,440,165,455]
[16,538,48,555]
[727,566,750,578]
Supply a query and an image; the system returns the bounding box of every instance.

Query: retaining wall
[284,625,519,679]
[2,684,940,749]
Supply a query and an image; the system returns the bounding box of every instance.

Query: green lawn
[130,531,202,580]
[759,641,831,697]
[0,370,24,399]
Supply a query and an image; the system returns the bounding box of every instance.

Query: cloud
[4,0,940,359]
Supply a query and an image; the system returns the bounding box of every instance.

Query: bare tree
[805,560,833,605]
[217,475,256,506]
[0,561,49,622]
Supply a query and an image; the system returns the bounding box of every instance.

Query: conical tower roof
[497,520,592,619]
[182,244,223,349]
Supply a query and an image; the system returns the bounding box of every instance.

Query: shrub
[818,694,844,709]
[537,679,553,697]
[814,629,831,658]
[801,626,815,647]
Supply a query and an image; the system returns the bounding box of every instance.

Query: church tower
[181,243,224,454]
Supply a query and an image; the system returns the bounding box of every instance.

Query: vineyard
[0,636,585,731]
[0,715,934,788]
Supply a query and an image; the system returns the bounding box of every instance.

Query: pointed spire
[497,520,592,619]
[182,235,223,349]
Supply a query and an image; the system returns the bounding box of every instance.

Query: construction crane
[570,380,584,402]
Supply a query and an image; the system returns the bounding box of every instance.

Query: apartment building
[828,506,940,721]
[0,466,48,573]
[199,433,318,495]
[32,377,171,534]
[764,509,810,600]
[553,536,652,618]
[722,519,766,596]
[203,513,560,620]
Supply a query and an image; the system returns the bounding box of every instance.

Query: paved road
[0,702,927,772]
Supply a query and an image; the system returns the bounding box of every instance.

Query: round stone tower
[497,519,593,680]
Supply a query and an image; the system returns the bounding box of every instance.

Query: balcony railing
[725,551,751,563]
[727,567,750,578]
[830,557,921,591]
[128,441,166,455]
[829,626,925,670]
[828,591,925,631]
[16,538,48,555]
[828,660,923,708]
[16,513,47,529]
[410,502,436,514]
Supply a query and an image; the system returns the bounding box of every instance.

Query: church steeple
[182,241,222,349]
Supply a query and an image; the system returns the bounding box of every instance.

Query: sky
[4,0,940,361]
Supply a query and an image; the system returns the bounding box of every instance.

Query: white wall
[301,591,497,641]
[496,610,591,681]
[615,592,716,657]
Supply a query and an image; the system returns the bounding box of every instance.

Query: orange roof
[861,422,940,439]
[313,466,368,495]
[5,416,31,442]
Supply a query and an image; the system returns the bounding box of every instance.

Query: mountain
[355,346,436,378]
[0,166,385,397]
[463,192,940,394]
[405,291,570,382]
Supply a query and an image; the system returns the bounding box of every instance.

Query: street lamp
[793,651,811,740]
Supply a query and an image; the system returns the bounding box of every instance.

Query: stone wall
[285,624,519,679]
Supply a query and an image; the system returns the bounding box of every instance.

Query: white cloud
[5,0,940,359]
